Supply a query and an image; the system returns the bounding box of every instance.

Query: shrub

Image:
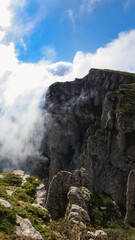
[0,203,16,234]
[0,173,22,186]
[22,177,40,197]
[13,188,34,203]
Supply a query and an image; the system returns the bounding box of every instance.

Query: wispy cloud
[20,38,27,51]
[80,0,103,13]
[0,0,47,43]
[42,45,57,62]
[124,0,135,8]
[67,9,75,26]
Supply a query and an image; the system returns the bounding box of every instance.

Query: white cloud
[0,0,12,28]
[42,45,57,62]
[0,0,47,42]
[68,9,75,26]
[0,29,135,168]
[0,31,6,41]
[20,38,27,51]
[80,0,103,13]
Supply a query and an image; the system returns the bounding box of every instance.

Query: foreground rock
[46,168,90,219]
[35,183,47,207]
[87,230,107,239]
[125,170,135,225]
[15,215,43,240]
[66,186,90,226]
[0,199,12,209]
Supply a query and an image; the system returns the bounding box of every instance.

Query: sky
[0,0,135,170]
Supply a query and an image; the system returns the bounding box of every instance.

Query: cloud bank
[0,29,135,170]
[0,1,135,170]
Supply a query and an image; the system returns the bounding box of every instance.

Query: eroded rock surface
[46,168,90,220]
[66,186,90,226]
[15,215,43,240]
[40,68,135,212]
[43,69,135,182]
[35,183,47,207]
[125,170,135,225]
[0,199,12,209]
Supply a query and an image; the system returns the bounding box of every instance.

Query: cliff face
[79,83,135,209]
[42,68,135,210]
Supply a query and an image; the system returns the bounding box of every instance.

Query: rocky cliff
[40,68,135,211]
[0,169,131,240]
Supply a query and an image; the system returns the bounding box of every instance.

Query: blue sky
[2,0,135,63]
[0,0,135,165]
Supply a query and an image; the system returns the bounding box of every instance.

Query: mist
[0,29,135,171]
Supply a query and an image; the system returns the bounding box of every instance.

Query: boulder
[12,170,24,177]
[67,186,90,211]
[67,204,90,226]
[35,183,47,207]
[6,190,13,196]
[0,199,12,209]
[46,168,90,220]
[15,215,43,240]
[46,170,75,219]
[66,186,90,226]
[87,230,107,239]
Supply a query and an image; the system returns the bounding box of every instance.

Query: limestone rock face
[46,168,90,220]
[67,204,90,226]
[15,215,43,240]
[79,84,135,209]
[35,183,47,207]
[42,68,135,210]
[43,69,135,181]
[67,186,90,211]
[66,186,90,226]
[125,170,135,225]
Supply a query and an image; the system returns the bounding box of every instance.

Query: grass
[0,203,16,234]
[0,172,135,239]
[0,173,22,187]
[0,173,55,239]
[22,176,40,198]
[112,83,135,115]
[89,68,135,77]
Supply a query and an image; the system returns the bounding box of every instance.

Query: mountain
[35,68,135,211]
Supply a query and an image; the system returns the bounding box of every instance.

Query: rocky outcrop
[43,69,135,181]
[66,186,90,226]
[125,170,135,225]
[35,183,47,207]
[12,170,30,185]
[79,83,135,209]
[66,204,90,226]
[46,168,90,220]
[87,230,107,239]
[41,69,135,211]
[15,215,43,240]
[0,199,12,209]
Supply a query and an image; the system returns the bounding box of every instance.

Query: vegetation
[0,203,16,234]
[0,173,55,239]
[22,176,40,197]
[113,83,135,115]
[0,172,135,239]
[0,173,22,186]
